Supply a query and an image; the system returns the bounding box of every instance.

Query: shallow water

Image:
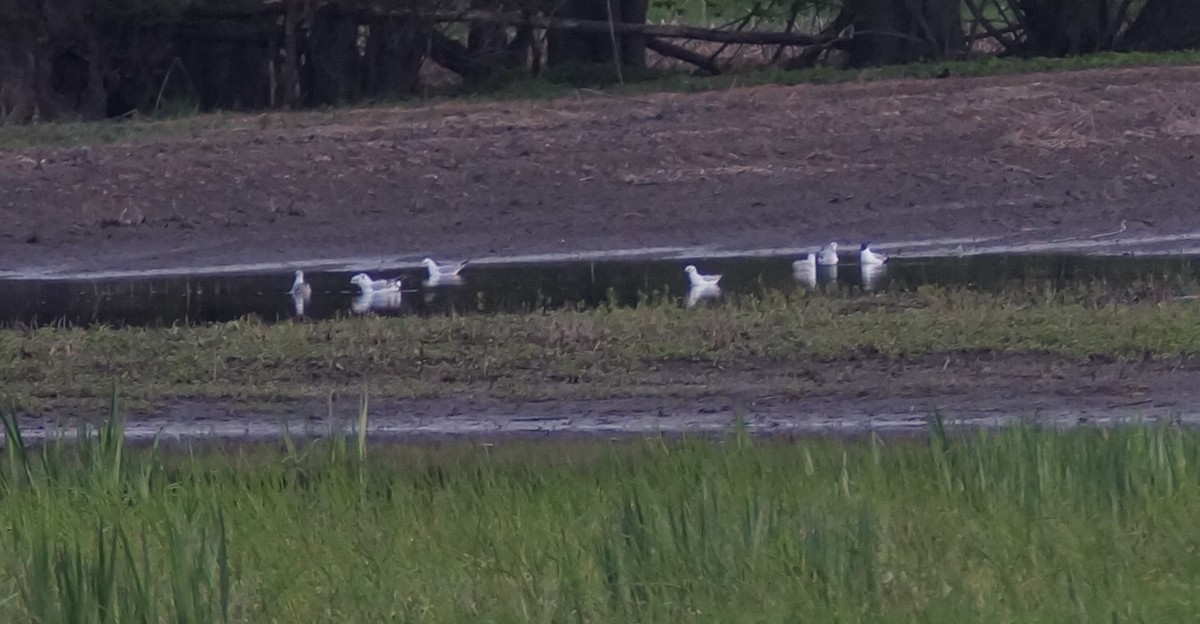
[3,253,1200,327]
[6,402,1196,446]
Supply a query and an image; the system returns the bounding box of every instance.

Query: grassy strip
[3,288,1200,409]
[2,49,1199,150]
[4,412,1200,621]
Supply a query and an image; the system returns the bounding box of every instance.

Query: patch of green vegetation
[5,410,1200,621]
[3,48,1199,150]
[4,287,1200,411]
[0,112,237,151]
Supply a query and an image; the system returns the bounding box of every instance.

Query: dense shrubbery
[0,0,1195,123]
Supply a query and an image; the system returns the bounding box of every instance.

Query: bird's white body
[684,265,722,288]
[859,243,888,266]
[817,243,839,266]
[792,253,817,272]
[290,270,312,299]
[421,257,469,286]
[421,257,469,280]
[350,273,401,294]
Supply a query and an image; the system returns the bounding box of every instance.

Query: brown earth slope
[2,66,1200,274]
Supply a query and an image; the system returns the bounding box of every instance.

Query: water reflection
[291,291,310,317]
[685,284,722,308]
[425,274,465,288]
[7,253,1200,327]
[861,264,887,292]
[351,290,405,314]
[817,264,839,286]
[792,255,817,290]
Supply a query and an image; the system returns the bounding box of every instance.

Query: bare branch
[963,0,1019,52]
[646,38,720,75]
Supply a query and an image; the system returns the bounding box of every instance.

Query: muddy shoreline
[3,66,1200,275]
[11,387,1195,444]
[10,352,1200,441]
[5,66,1200,440]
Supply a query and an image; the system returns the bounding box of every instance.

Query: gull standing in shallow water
[421,257,469,286]
[683,265,722,309]
[792,253,817,289]
[817,242,839,266]
[289,271,312,316]
[684,265,722,289]
[859,242,888,266]
[350,273,402,295]
[290,270,312,299]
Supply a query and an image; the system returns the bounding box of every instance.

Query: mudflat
[5,65,1200,434]
[2,66,1199,274]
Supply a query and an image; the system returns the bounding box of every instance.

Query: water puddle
[4,251,1200,327]
[6,403,1196,446]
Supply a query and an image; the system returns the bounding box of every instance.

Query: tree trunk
[0,25,57,124]
[547,0,648,68]
[1011,0,1116,56]
[1123,0,1200,51]
[1,0,432,122]
[308,5,363,106]
[839,0,964,67]
[0,3,103,122]
[176,18,275,111]
[363,16,426,98]
[466,0,509,76]
[619,0,649,68]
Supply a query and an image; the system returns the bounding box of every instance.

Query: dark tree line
[0,0,1197,125]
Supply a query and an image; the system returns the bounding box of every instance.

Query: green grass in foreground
[4,411,1200,621]
[3,287,1200,409]
[2,49,1198,150]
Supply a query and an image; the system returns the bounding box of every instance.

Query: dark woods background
[0,0,1196,124]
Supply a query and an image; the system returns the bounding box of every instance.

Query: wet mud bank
[3,66,1200,276]
[7,392,1195,446]
[10,352,1200,444]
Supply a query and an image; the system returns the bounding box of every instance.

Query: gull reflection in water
[861,263,887,292]
[792,256,817,290]
[291,291,311,317]
[817,264,838,286]
[352,290,405,315]
[685,284,722,309]
[424,273,465,288]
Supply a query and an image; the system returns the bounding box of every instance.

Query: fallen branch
[421,10,833,46]
[182,3,837,46]
[646,38,721,75]
[428,29,491,79]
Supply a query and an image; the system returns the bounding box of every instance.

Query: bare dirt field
[2,65,1200,274]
